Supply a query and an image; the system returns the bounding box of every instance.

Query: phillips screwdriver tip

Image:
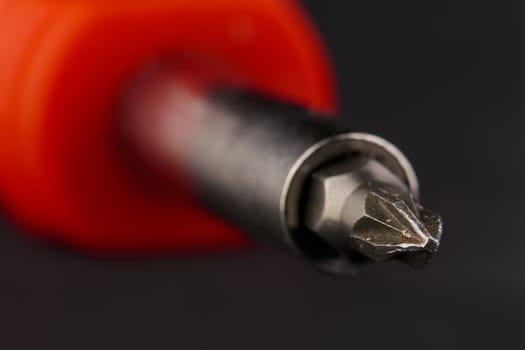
[304,155,443,270]
[348,184,442,268]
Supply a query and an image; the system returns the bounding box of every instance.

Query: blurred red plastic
[0,0,337,254]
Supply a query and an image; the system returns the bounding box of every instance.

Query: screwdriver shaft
[121,66,442,274]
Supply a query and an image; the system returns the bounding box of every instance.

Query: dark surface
[2,1,524,349]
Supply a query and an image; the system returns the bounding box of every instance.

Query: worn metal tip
[348,184,442,267]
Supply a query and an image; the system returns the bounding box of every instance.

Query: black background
[2,1,524,349]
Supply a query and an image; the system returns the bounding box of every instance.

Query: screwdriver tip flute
[124,67,443,274]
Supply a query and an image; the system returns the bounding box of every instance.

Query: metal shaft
[121,66,442,274]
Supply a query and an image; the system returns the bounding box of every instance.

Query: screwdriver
[0,0,442,274]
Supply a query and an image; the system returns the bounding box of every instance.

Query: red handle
[0,0,337,254]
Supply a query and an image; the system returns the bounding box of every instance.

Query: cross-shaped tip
[348,184,442,267]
